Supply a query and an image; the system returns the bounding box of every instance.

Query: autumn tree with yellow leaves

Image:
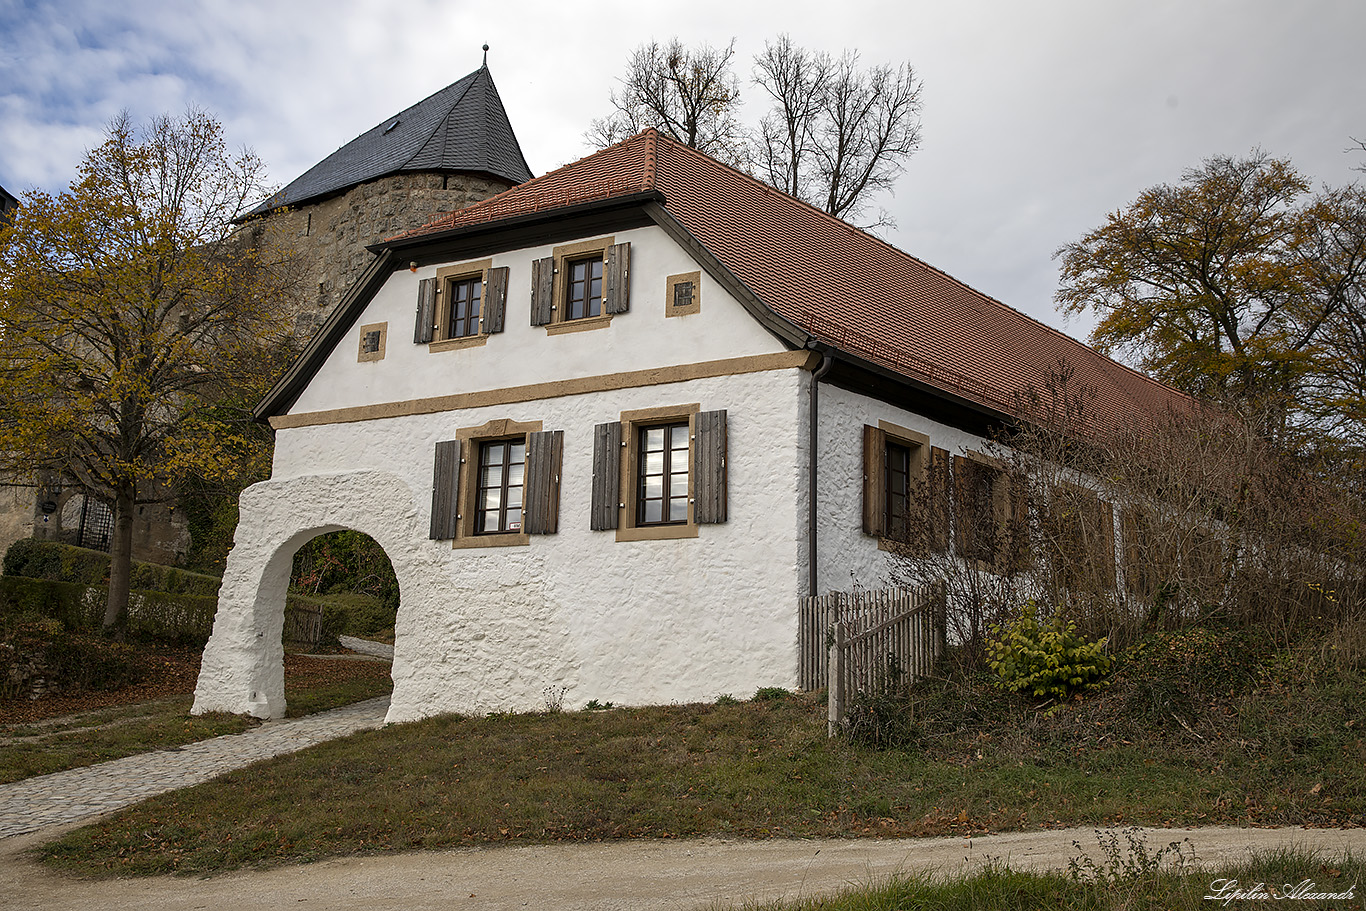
[0,109,300,634]
[1055,152,1366,455]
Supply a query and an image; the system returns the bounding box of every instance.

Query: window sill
[545,315,612,336]
[429,334,489,353]
[451,532,530,549]
[614,524,699,542]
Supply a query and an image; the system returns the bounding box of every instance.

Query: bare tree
[586,38,748,166]
[754,35,923,227]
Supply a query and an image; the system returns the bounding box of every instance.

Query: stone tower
[244,62,533,336]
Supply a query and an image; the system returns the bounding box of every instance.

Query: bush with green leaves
[987,603,1111,702]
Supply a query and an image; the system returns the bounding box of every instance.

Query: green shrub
[987,603,1111,703]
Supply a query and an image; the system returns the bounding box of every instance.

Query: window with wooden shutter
[604,242,631,314]
[614,403,704,541]
[414,277,436,344]
[591,421,622,531]
[861,422,933,550]
[952,452,1028,574]
[523,430,564,535]
[1044,484,1115,590]
[530,256,554,326]
[693,409,727,524]
[429,439,460,539]
[483,265,509,334]
[534,237,629,332]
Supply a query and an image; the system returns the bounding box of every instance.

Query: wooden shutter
[523,430,563,535]
[483,266,509,334]
[429,439,460,539]
[414,277,436,344]
[1005,471,1031,573]
[530,257,554,326]
[590,421,622,530]
[928,447,950,552]
[1097,497,1116,588]
[604,242,631,315]
[694,409,728,524]
[861,425,886,536]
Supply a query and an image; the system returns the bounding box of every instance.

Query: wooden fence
[799,584,945,734]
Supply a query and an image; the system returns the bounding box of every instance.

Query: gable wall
[264,366,808,718]
[283,224,788,419]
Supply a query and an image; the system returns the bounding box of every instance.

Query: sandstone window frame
[413,259,509,352]
[530,236,631,336]
[589,404,728,541]
[428,417,563,549]
[357,322,387,363]
[952,449,1029,574]
[862,421,949,554]
[665,271,701,317]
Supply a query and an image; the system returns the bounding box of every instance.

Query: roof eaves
[642,199,809,350]
[373,188,668,255]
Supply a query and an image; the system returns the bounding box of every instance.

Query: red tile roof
[393,130,1193,432]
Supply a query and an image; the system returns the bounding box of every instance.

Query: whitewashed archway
[191,470,427,720]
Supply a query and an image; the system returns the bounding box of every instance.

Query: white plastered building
[193,131,1188,723]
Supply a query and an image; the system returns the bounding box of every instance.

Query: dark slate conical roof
[249,66,532,215]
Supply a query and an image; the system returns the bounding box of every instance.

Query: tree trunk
[102,490,136,637]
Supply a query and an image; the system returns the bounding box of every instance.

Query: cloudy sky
[2,0,1363,344]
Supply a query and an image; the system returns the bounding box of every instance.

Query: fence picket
[798,583,945,734]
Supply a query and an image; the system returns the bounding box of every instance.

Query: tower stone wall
[255,171,515,336]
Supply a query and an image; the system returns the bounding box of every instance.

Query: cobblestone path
[0,696,390,838]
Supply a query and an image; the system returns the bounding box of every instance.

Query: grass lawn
[0,654,392,784]
[36,623,1366,879]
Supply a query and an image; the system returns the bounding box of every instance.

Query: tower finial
[482,44,489,67]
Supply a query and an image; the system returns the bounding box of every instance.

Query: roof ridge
[648,131,1196,409]
[641,128,658,191]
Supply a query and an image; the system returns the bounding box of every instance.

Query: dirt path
[4,825,1364,910]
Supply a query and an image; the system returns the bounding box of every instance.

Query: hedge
[2,539,223,598]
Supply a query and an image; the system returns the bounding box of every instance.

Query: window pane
[644,451,664,475]
[506,508,521,530]
[483,488,502,510]
[644,476,663,499]
[670,474,689,497]
[506,462,524,488]
[482,509,499,529]
[506,488,522,509]
[669,426,689,450]
[481,464,502,488]
[643,500,662,524]
[669,499,688,522]
[483,442,503,465]
[644,428,665,451]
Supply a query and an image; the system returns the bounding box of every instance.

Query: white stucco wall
[196,223,812,723]
[814,384,992,595]
[287,225,784,416]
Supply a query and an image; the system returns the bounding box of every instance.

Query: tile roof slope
[247,66,533,217]
[394,130,1192,432]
